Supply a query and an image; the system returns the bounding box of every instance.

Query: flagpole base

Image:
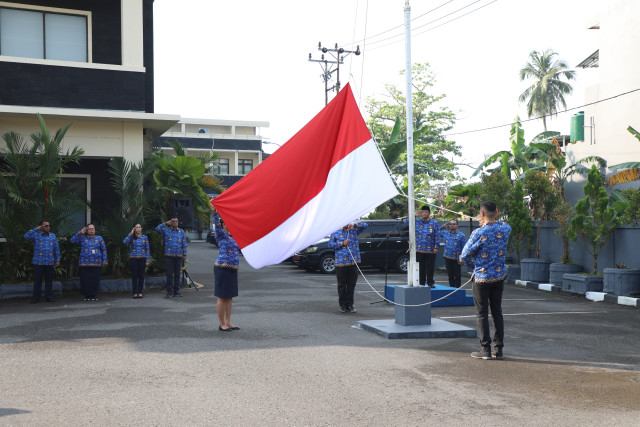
[394,285,431,326]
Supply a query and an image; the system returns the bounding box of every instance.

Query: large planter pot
[506,265,521,281]
[602,268,640,296]
[549,263,584,286]
[562,273,603,295]
[520,259,552,282]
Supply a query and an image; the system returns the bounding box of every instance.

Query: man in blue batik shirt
[328,222,368,313]
[403,205,440,287]
[440,219,466,288]
[461,201,511,361]
[156,216,188,298]
[24,220,60,304]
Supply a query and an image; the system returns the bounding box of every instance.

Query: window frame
[238,159,253,175]
[0,1,92,63]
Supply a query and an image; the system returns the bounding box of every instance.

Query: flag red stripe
[212,84,372,249]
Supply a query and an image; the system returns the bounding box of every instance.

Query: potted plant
[506,180,533,281]
[548,200,583,286]
[520,170,559,282]
[601,185,640,295]
[565,165,619,294]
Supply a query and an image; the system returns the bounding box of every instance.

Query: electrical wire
[443,87,640,137]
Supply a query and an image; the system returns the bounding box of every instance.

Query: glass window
[216,158,229,174]
[45,13,87,62]
[239,159,253,175]
[0,7,87,62]
[0,8,44,59]
[372,223,399,239]
[357,225,372,239]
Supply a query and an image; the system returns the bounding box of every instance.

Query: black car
[292,219,409,274]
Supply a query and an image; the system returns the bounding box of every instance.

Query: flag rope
[347,245,474,307]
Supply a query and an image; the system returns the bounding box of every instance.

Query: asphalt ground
[1,242,639,426]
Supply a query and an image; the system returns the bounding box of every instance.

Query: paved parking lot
[1,242,639,425]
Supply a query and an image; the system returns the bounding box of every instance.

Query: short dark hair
[40,220,50,225]
[420,205,431,212]
[481,201,497,216]
[170,216,178,220]
[450,219,458,225]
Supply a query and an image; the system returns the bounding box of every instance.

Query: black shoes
[470,349,492,360]
[218,326,232,332]
[346,306,357,313]
[166,292,173,298]
[46,298,55,302]
[339,306,347,313]
[493,348,504,360]
[174,291,183,297]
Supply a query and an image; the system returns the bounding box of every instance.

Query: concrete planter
[520,259,552,282]
[549,263,584,286]
[602,268,640,296]
[562,273,603,295]
[0,276,166,300]
[506,265,521,281]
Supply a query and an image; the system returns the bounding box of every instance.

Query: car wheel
[319,254,336,274]
[395,254,409,273]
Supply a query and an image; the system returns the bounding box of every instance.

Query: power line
[367,0,497,52]
[342,0,454,47]
[442,87,640,137]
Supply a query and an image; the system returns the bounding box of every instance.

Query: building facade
[0,0,180,226]
[565,0,640,204]
[154,118,270,190]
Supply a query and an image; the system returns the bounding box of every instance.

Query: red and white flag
[212,84,398,269]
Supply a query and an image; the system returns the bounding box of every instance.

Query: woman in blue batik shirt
[123,223,150,299]
[212,209,240,332]
[70,223,108,301]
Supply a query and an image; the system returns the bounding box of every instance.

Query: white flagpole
[404,1,417,286]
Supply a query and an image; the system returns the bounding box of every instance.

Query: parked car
[293,219,410,274]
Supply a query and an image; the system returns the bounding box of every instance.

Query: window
[239,159,253,175]
[216,158,229,175]
[0,7,87,61]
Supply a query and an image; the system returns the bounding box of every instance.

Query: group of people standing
[327,201,511,361]
[24,217,188,303]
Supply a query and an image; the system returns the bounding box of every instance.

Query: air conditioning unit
[198,128,210,134]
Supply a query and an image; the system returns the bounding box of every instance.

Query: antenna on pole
[308,42,361,105]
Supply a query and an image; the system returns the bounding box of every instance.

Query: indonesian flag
[212,84,398,269]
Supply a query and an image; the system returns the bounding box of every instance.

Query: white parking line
[440,311,608,319]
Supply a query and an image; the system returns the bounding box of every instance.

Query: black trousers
[416,252,436,286]
[164,256,182,293]
[130,258,146,294]
[79,266,101,298]
[472,280,505,350]
[445,257,462,287]
[33,264,54,299]
[336,264,358,308]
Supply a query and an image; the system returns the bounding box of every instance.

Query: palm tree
[519,49,575,131]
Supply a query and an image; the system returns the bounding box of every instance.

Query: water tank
[570,111,584,142]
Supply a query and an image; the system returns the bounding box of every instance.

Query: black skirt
[214,266,238,298]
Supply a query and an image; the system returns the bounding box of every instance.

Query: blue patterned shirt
[461,221,511,283]
[213,214,239,269]
[440,230,466,260]
[155,224,188,257]
[24,228,60,265]
[123,234,150,262]
[328,223,369,267]
[70,233,108,267]
[404,218,440,253]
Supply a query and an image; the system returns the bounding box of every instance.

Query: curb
[513,280,640,308]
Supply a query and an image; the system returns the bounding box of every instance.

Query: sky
[153,0,602,181]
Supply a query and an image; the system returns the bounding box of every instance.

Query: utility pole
[308,42,360,105]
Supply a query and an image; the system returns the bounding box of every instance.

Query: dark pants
[445,257,462,287]
[130,258,146,294]
[164,256,182,293]
[79,266,101,298]
[33,264,54,300]
[417,252,436,286]
[472,280,504,350]
[336,264,358,309]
